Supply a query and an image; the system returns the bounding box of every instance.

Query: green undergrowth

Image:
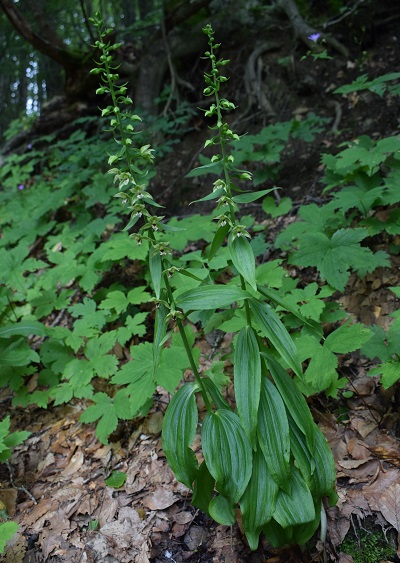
[0,68,399,443]
[341,520,397,563]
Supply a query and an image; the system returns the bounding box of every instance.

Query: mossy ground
[341,519,397,563]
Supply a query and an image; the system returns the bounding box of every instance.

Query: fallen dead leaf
[378,483,400,531]
[142,487,178,510]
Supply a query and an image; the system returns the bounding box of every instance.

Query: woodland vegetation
[1,1,400,562]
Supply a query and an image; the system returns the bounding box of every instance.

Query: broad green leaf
[186,162,222,178]
[176,285,250,311]
[265,355,315,452]
[263,518,293,548]
[311,425,336,501]
[208,495,236,526]
[0,521,19,553]
[208,224,230,262]
[162,382,199,489]
[257,378,291,491]
[105,471,127,488]
[273,466,315,528]
[159,222,185,232]
[288,415,315,487]
[149,249,162,299]
[0,338,40,366]
[202,409,252,503]
[257,285,319,334]
[232,188,275,203]
[192,460,215,515]
[250,299,302,378]
[229,235,257,291]
[290,505,322,545]
[190,186,225,202]
[153,300,168,368]
[0,320,47,338]
[234,326,261,447]
[176,268,208,283]
[240,447,279,550]
[201,377,231,410]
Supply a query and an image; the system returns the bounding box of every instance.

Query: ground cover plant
[1,4,400,559]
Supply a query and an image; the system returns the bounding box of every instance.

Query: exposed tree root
[277,0,349,57]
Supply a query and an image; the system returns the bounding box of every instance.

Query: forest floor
[2,16,400,563]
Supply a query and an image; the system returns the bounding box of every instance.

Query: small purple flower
[308,33,321,42]
[27,143,32,150]
[18,184,25,190]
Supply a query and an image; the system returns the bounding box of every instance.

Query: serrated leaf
[229,235,257,291]
[3,430,31,450]
[273,466,315,528]
[240,447,279,550]
[265,355,315,452]
[112,342,153,382]
[325,322,372,353]
[100,233,147,262]
[175,285,250,311]
[262,196,292,217]
[162,382,199,489]
[257,378,291,491]
[291,228,389,291]
[202,409,252,503]
[250,299,302,378]
[80,392,121,444]
[98,290,129,313]
[234,327,261,447]
[304,345,338,392]
[370,360,400,389]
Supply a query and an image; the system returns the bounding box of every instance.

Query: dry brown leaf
[338,554,354,563]
[378,483,400,531]
[364,468,400,512]
[60,450,84,477]
[142,487,178,510]
[350,416,378,438]
[346,437,371,461]
[0,488,17,516]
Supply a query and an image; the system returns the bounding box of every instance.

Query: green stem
[209,43,253,329]
[162,270,213,413]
